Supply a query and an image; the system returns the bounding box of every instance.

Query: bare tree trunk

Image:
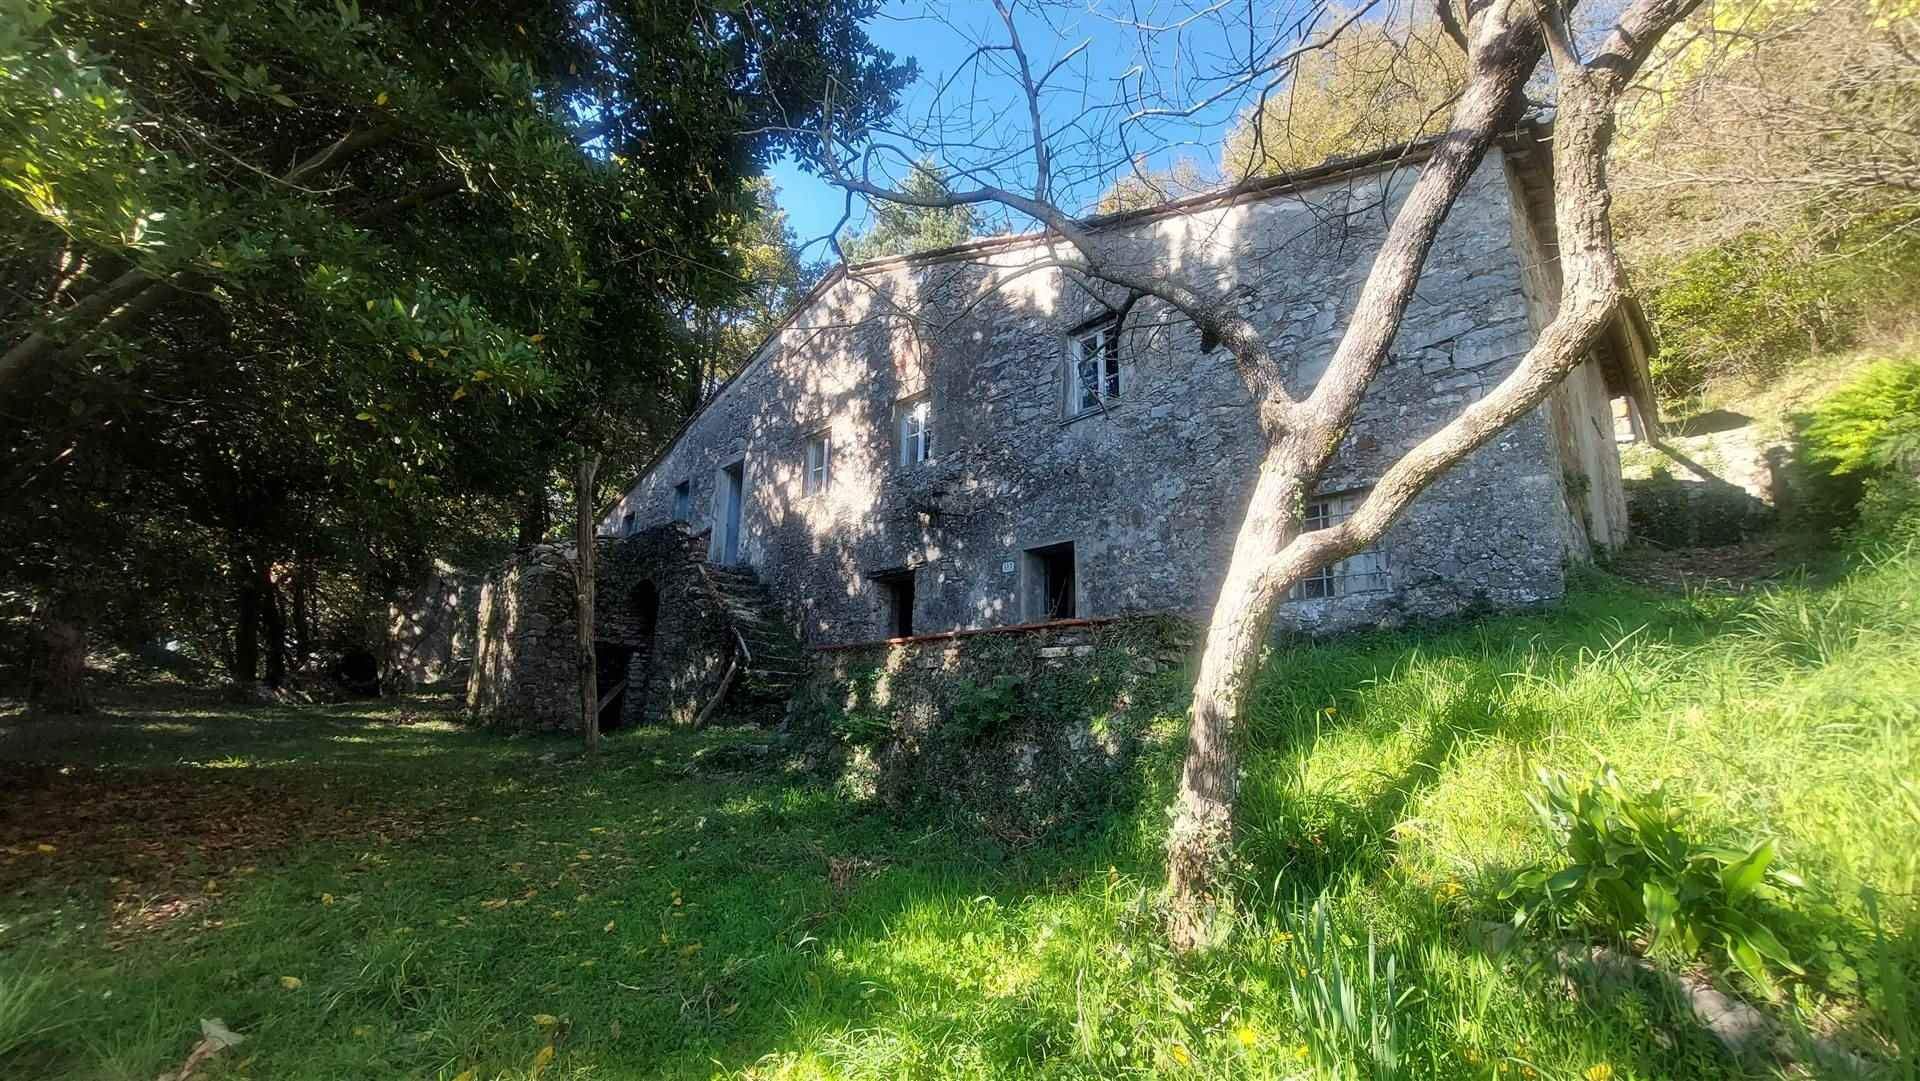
[29,594,91,715]
[292,561,314,672]
[1161,0,1683,946]
[795,0,1696,954]
[1163,15,1542,945]
[1167,460,1302,948]
[576,452,603,753]
[259,560,288,688]
[233,561,260,685]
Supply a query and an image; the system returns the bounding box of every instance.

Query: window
[804,430,832,495]
[1068,317,1122,416]
[1290,491,1390,600]
[671,481,691,522]
[873,570,915,638]
[1023,542,1076,620]
[621,511,636,536]
[896,395,933,467]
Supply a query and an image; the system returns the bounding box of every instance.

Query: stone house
[466,126,1656,732]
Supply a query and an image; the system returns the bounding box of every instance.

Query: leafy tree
[1219,13,1466,181]
[840,160,976,261]
[1094,158,1212,214]
[0,0,908,709]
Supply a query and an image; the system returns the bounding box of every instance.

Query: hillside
[3,550,1915,1079]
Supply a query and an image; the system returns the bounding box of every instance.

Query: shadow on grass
[1,564,1899,1079]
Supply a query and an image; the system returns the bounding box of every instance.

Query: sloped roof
[604,118,1658,520]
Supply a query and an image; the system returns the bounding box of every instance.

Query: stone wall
[385,564,480,691]
[799,615,1194,842]
[468,545,576,730]
[465,526,735,732]
[604,146,1628,647]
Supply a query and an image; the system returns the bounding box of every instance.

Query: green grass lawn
[2,551,1916,1079]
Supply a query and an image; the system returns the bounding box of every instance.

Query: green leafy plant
[1283,900,1411,1079]
[1803,358,1920,478]
[1504,766,1807,991]
[944,675,1020,743]
[828,665,893,746]
[1792,357,1920,543]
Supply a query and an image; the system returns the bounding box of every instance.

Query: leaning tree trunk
[29,594,91,715]
[576,452,603,754]
[1164,34,1539,946]
[1166,460,1304,948]
[1161,0,1675,949]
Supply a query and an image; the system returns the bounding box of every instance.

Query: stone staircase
[695,563,810,707]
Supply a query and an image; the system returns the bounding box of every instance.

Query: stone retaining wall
[798,614,1195,842]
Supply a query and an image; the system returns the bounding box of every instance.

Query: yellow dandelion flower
[1233,1025,1258,1048]
[1169,1043,1192,1066]
[1584,1066,1613,1081]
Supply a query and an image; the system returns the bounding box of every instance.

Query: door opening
[594,644,634,730]
[720,462,744,565]
[873,570,915,638]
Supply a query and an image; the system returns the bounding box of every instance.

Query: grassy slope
[1,554,1916,1080]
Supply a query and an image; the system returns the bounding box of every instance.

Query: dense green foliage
[1639,224,1920,402]
[1804,359,1920,477]
[838,160,975,262]
[1798,356,1920,546]
[4,554,1917,1077]
[1504,767,1805,990]
[0,0,905,685]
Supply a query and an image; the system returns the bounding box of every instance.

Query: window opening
[1069,318,1122,416]
[804,431,832,495]
[897,395,933,466]
[1291,491,1390,599]
[1023,542,1077,620]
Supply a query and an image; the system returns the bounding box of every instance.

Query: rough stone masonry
[596,131,1652,651]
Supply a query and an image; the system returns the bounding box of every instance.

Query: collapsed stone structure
[465,526,806,732]
[466,127,1658,732]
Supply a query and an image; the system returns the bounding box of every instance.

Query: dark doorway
[603,580,661,731]
[1024,542,1076,620]
[594,644,633,730]
[633,580,660,643]
[873,570,915,638]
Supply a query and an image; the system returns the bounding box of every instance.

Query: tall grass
[0,963,63,1062]
[1,554,1916,1078]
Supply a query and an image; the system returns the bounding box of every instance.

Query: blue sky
[767,0,1317,256]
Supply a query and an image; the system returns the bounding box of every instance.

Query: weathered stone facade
[601,135,1654,648]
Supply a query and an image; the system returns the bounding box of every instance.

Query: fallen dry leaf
[154,1019,245,1081]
